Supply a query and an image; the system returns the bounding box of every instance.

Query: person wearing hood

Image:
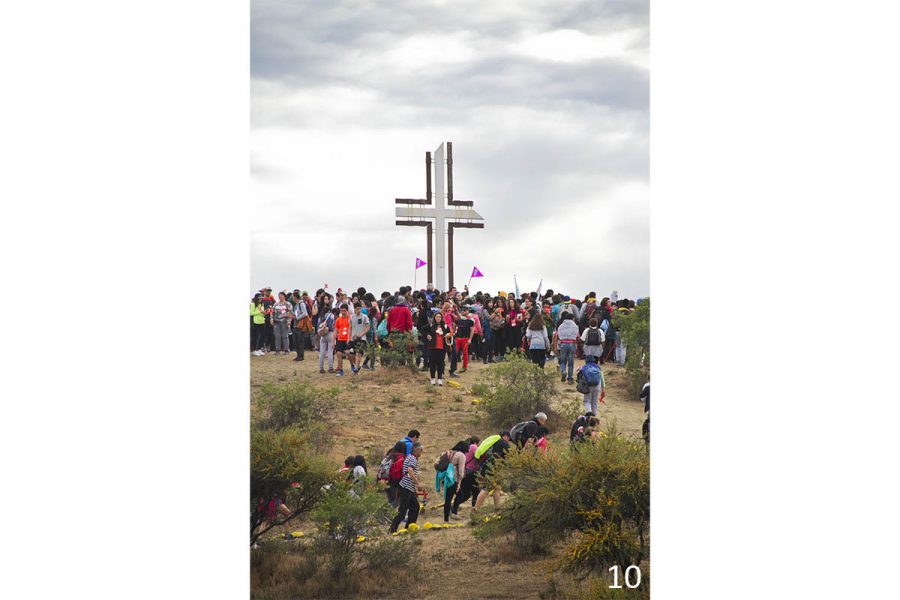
[386,295,413,333]
[554,312,580,384]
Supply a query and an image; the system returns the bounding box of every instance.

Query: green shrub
[251,534,421,599]
[473,424,649,577]
[614,299,650,400]
[311,482,393,576]
[250,426,334,545]
[253,382,337,451]
[472,351,569,429]
[361,535,422,572]
[379,331,420,372]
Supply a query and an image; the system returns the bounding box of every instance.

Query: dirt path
[251,351,644,599]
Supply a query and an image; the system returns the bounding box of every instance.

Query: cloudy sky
[251,0,648,300]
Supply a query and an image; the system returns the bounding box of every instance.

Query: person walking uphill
[554,312,580,384]
[581,318,606,362]
[576,355,605,414]
[435,442,468,522]
[525,311,551,368]
[389,442,425,533]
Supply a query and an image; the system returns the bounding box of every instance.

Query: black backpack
[509,420,531,445]
[586,328,601,346]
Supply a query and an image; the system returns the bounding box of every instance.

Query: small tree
[473,424,649,576]
[250,426,334,545]
[379,331,419,372]
[471,351,571,429]
[311,482,393,576]
[614,299,650,399]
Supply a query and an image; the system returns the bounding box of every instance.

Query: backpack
[585,328,601,346]
[582,362,601,387]
[376,456,393,482]
[575,369,590,394]
[509,421,531,446]
[434,451,452,473]
[317,313,334,336]
[388,454,405,484]
[377,318,389,340]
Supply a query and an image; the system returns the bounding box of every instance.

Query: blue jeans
[558,342,575,381]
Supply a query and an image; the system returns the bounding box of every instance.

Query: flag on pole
[415,258,427,269]
[535,279,543,296]
[514,275,520,298]
[471,266,483,278]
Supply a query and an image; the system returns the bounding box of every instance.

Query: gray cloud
[251,0,649,298]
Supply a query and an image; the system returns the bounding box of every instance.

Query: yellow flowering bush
[472,424,649,576]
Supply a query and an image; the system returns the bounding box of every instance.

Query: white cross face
[394,143,484,226]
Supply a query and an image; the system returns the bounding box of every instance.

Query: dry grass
[250,351,646,599]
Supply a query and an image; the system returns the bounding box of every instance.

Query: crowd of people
[363,412,567,532]
[251,282,647,539]
[254,409,613,541]
[249,283,639,384]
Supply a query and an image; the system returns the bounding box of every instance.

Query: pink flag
[471,266,483,278]
[415,258,427,269]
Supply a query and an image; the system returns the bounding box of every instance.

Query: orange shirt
[335,316,351,341]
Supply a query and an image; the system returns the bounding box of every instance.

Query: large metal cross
[395,142,484,291]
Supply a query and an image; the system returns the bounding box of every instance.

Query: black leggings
[443,482,458,522]
[452,472,479,514]
[529,348,546,368]
[429,348,446,379]
[390,487,420,533]
[492,331,506,357]
[252,324,265,350]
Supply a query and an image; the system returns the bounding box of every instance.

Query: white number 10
[608,565,642,589]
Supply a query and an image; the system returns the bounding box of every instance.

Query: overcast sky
[251,0,648,300]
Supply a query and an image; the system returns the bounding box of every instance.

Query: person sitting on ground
[389,442,425,533]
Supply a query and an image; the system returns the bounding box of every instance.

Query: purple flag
[471,266,483,278]
[415,258,427,269]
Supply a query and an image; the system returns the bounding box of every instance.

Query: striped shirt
[399,454,419,493]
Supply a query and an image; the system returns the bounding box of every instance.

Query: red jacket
[387,303,413,333]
